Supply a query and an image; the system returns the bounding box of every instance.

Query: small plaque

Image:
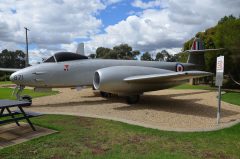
[215,56,224,86]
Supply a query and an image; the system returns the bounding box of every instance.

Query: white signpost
[215,56,224,124]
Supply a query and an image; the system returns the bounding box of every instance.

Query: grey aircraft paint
[9,59,195,88]
[0,38,218,103]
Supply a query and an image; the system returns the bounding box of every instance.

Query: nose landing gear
[12,85,32,106]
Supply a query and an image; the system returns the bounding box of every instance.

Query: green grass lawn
[222,92,240,106]
[174,84,240,106]
[0,81,13,85]
[0,88,58,100]
[0,115,240,159]
[173,84,216,90]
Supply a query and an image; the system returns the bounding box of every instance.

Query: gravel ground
[26,88,240,132]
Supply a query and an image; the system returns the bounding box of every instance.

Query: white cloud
[0,0,106,52]
[0,0,240,63]
[86,0,240,54]
[103,0,123,5]
[132,0,167,9]
[61,42,78,52]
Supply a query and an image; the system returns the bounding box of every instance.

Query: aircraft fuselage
[10,59,195,88]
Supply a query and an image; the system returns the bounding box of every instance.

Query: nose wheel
[12,85,32,106]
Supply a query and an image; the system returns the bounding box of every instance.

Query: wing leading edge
[124,71,212,83]
[0,68,20,72]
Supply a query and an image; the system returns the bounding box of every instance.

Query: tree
[141,52,153,61]
[155,52,164,61]
[155,50,177,62]
[96,47,111,58]
[218,15,236,25]
[113,44,132,59]
[88,54,96,59]
[0,49,25,68]
[132,50,140,59]
[181,15,240,88]
[0,49,25,81]
[175,52,188,63]
[214,16,240,87]
[95,44,140,60]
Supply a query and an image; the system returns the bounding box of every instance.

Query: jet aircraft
[0,38,215,104]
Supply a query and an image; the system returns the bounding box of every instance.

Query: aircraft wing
[0,68,20,72]
[124,71,212,83]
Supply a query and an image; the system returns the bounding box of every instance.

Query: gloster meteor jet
[0,38,214,104]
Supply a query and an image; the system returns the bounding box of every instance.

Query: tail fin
[191,37,204,50]
[76,43,85,55]
[187,38,205,66]
[186,37,224,66]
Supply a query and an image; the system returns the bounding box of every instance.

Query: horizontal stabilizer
[124,71,212,83]
[0,68,20,72]
[185,48,225,53]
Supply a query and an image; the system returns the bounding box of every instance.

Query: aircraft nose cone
[10,73,15,82]
[9,72,23,85]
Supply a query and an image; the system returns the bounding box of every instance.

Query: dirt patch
[0,122,57,149]
[85,142,109,155]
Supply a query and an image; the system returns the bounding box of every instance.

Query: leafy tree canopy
[0,49,25,68]
[95,44,140,60]
[0,49,26,81]
[180,15,240,87]
[141,52,153,61]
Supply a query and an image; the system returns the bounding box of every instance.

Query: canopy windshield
[44,56,56,63]
[44,52,88,63]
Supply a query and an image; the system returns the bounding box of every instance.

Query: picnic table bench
[0,100,42,131]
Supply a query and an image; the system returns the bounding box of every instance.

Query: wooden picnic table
[0,100,42,131]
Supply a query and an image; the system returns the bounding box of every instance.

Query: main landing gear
[99,91,140,104]
[12,85,32,106]
[100,91,112,98]
[126,95,140,104]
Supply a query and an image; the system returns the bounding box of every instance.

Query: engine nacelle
[93,66,172,95]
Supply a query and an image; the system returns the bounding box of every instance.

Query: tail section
[187,38,205,66]
[191,38,204,50]
[186,37,224,66]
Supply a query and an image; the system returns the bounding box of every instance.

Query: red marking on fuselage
[64,64,69,71]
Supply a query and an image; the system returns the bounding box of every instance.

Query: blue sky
[0,0,239,63]
[98,1,163,31]
[98,2,133,28]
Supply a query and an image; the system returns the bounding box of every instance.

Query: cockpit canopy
[44,52,88,63]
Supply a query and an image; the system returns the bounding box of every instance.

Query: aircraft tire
[100,91,112,98]
[21,95,32,106]
[126,95,140,104]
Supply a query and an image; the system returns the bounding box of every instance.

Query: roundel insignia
[176,63,184,72]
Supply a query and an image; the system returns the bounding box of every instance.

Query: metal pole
[24,27,29,67]
[217,85,221,124]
